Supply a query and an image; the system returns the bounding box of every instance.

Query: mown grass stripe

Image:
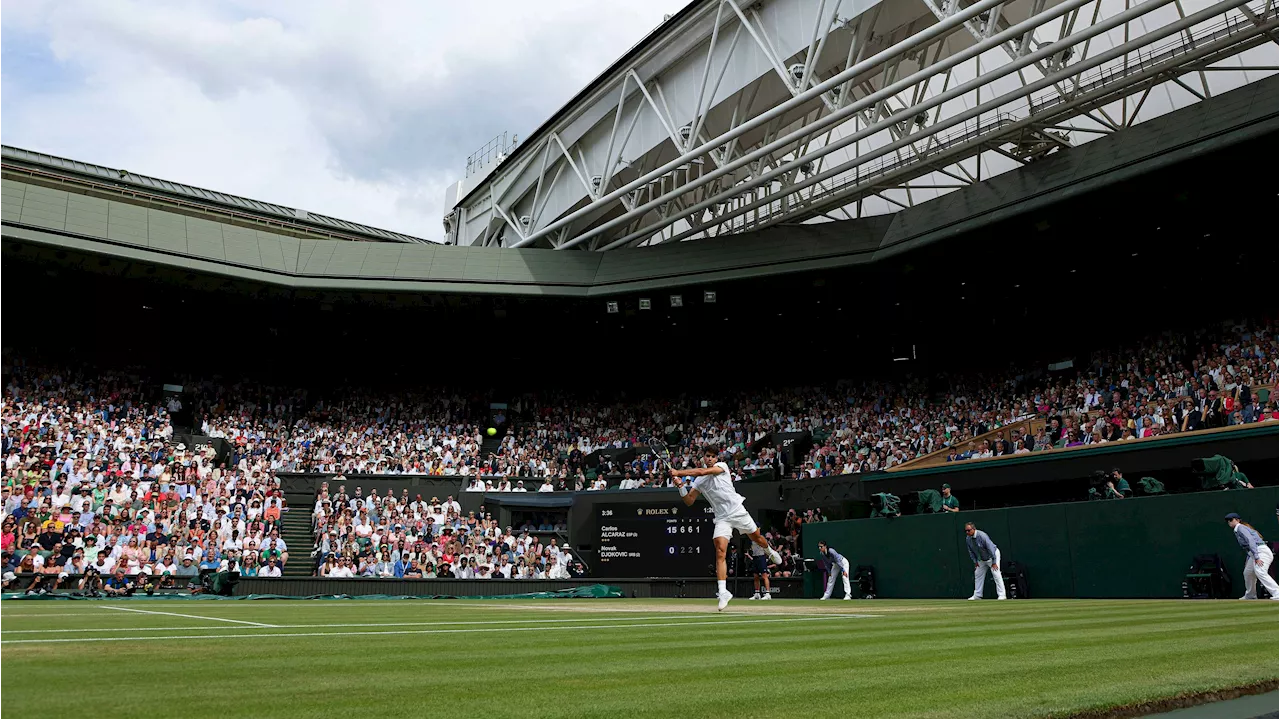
[0,614,870,644]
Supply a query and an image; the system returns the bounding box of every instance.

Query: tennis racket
[650,437,685,490]
[648,436,672,462]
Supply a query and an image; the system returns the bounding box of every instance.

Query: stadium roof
[2,77,1273,297]
[446,0,1277,251]
[454,0,705,209]
[0,145,431,245]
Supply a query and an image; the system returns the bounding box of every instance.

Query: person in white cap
[964,522,1006,600]
[1225,512,1279,600]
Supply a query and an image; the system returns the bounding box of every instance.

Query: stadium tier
[4,137,1278,590]
[3,309,1275,583]
[4,2,1279,716]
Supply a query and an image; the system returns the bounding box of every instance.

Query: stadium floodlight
[669,295,683,308]
[606,301,619,314]
[703,291,716,304]
[639,298,651,310]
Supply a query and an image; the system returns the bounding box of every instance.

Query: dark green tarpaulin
[1193,455,1251,490]
[2,584,623,601]
[915,489,943,513]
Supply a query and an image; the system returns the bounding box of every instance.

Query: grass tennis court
[2,598,1275,718]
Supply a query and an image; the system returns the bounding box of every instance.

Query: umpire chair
[1001,560,1030,599]
[1182,554,1232,599]
[851,565,876,599]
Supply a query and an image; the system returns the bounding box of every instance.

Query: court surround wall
[802,487,1280,598]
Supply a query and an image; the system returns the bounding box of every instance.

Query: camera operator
[1108,469,1131,498]
[103,568,135,597]
[79,567,104,596]
[1089,470,1125,500]
[24,571,59,595]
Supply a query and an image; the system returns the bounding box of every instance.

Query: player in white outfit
[672,446,783,611]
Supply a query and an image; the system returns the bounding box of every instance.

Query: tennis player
[672,446,782,611]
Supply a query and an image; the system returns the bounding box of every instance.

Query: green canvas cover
[1137,477,1166,495]
[915,489,943,514]
[1194,455,1235,490]
[870,493,901,518]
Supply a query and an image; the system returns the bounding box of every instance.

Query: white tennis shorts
[713,507,758,539]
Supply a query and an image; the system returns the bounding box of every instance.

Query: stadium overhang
[445,0,1276,251]
[3,77,1275,297]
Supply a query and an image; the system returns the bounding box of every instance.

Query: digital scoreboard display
[596,502,717,577]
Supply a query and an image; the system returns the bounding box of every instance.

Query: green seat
[1255,387,1270,404]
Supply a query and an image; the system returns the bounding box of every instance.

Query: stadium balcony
[891,383,1277,472]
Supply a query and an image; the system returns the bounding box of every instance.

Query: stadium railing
[889,384,1276,472]
[891,416,1045,471]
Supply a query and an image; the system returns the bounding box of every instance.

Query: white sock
[717,580,727,593]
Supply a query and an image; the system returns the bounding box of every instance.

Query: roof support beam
[600,0,1268,249]
[509,0,1011,248]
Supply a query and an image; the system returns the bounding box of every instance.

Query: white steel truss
[445,0,1277,250]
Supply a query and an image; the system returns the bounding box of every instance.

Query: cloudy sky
[2,0,689,242]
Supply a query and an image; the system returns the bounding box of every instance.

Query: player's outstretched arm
[671,467,720,477]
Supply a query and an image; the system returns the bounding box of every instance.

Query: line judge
[816,540,853,600]
[1226,512,1280,600]
[964,522,1006,600]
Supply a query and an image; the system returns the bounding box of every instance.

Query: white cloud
[1,0,689,241]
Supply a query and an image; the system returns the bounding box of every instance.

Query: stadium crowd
[795,322,1278,476]
[1,361,290,593]
[3,320,1274,585]
[310,480,581,579]
[166,321,1273,486]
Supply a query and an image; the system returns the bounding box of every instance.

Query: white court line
[0,608,885,632]
[5,625,267,633]
[3,615,878,644]
[99,605,277,627]
[181,601,861,619]
[1,613,115,618]
[3,615,710,633]
[428,602,840,615]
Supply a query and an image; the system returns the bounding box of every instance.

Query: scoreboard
[596,502,717,577]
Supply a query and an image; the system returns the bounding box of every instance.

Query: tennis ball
[487,427,497,436]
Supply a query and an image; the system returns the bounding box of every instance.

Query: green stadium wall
[802,487,1279,599]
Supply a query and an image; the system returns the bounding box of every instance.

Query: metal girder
[479,0,1011,249]
[452,0,1275,251]
[631,0,1278,244]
